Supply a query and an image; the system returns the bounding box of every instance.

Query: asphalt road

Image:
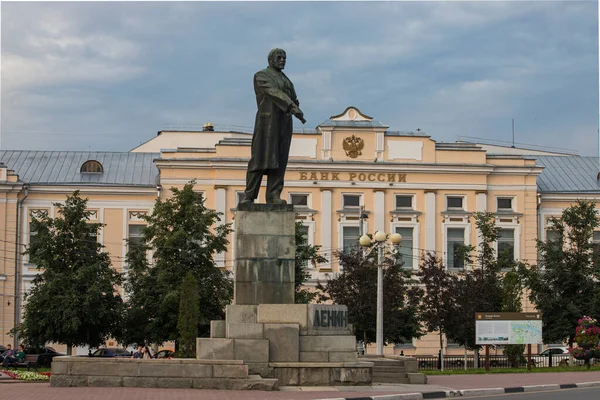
[465,387,600,399]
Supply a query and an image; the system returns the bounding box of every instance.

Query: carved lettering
[321,310,328,327]
[314,310,320,327]
[299,171,408,183]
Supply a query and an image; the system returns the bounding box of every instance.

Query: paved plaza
[1,371,599,400]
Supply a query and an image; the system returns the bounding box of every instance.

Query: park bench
[3,354,39,371]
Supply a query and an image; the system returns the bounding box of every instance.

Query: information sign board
[475,312,543,345]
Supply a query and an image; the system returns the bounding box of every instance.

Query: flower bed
[0,369,50,381]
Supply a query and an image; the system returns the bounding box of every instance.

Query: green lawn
[423,365,600,375]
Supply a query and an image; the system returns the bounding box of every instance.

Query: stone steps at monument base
[367,358,411,384]
[371,372,411,384]
[372,365,407,374]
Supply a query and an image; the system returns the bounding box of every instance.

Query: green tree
[317,245,422,346]
[18,191,123,354]
[445,212,504,350]
[502,267,526,367]
[177,272,200,358]
[414,253,457,357]
[124,182,233,345]
[294,221,327,304]
[119,238,160,347]
[519,200,600,346]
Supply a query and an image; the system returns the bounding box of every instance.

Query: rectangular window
[343,194,361,208]
[291,194,309,207]
[395,227,414,268]
[497,228,515,261]
[29,221,38,250]
[342,226,360,252]
[447,228,465,269]
[497,198,513,210]
[85,231,98,254]
[447,196,463,209]
[593,231,600,264]
[395,195,413,209]
[128,225,145,249]
[298,225,310,267]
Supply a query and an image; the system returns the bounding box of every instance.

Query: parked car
[25,346,65,367]
[153,349,175,359]
[539,347,569,356]
[89,348,132,358]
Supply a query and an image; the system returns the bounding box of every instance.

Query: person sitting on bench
[2,344,25,367]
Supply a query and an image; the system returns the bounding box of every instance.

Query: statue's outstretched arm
[254,72,296,113]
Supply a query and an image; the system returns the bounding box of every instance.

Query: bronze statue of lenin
[241,48,305,205]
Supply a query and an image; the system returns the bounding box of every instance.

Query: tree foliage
[519,200,600,345]
[444,212,505,350]
[413,253,457,350]
[317,243,422,345]
[119,238,159,346]
[502,267,526,366]
[121,182,233,346]
[18,191,123,353]
[177,272,200,358]
[294,221,327,304]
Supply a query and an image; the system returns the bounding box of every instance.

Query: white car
[539,347,569,356]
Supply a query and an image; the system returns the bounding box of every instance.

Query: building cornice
[26,185,157,196]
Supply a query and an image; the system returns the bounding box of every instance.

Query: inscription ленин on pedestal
[313,308,348,328]
[307,305,351,335]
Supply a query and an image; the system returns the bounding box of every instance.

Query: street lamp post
[359,231,402,356]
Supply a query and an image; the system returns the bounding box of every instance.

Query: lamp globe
[389,233,403,245]
[374,231,387,242]
[359,235,372,247]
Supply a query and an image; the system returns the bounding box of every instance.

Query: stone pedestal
[196,203,372,387]
[199,304,371,386]
[234,203,295,305]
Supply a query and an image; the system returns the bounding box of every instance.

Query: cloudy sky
[1,1,598,155]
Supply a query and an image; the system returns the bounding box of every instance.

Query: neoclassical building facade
[1,107,598,354]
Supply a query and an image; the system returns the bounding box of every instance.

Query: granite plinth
[50,357,278,390]
[234,206,295,305]
[237,203,294,212]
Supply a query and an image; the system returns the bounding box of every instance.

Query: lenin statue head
[268,48,287,71]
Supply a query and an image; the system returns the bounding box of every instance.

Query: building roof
[0,151,160,186]
[317,119,389,128]
[536,156,600,193]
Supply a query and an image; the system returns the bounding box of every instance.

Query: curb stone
[314,381,600,400]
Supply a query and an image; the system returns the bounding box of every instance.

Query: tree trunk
[66,343,72,356]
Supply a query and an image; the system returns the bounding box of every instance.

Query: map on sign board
[510,320,542,344]
[475,312,543,345]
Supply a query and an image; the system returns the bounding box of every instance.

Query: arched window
[80,160,103,174]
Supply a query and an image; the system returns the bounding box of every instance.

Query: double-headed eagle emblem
[342,135,364,159]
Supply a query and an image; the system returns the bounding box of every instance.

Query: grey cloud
[1,1,597,155]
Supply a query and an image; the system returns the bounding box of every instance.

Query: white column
[476,191,487,252]
[215,187,227,268]
[425,191,436,254]
[321,189,332,269]
[476,192,487,212]
[374,190,385,232]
